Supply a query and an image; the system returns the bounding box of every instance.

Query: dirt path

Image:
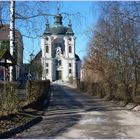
[14,82,140,139]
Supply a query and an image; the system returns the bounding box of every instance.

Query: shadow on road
[36,84,84,138]
[15,83,128,139]
[40,84,123,139]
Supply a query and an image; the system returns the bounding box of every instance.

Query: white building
[41,12,81,82]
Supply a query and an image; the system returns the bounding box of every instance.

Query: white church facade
[41,12,81,82]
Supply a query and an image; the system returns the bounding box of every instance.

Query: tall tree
[84,2,140,102]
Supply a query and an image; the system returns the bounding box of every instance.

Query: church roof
[43,13,74,36]
[34,50,42,61]
[75,54,81,61]
[50,25,68,35]
[0,24,23,48]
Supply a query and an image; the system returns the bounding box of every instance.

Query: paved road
[15,82,140,139]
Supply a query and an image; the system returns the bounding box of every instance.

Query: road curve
[14,82,140,139]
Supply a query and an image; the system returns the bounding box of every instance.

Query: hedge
[77,81,140,103]
[25,80,50,105]
[0,82,19,117]
[0,80,50,117]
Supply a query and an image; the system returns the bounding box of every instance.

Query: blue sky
[20,1,100,63]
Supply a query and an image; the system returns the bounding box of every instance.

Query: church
[41,11,81,82]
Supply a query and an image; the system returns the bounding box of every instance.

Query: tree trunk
[9,0,16,81]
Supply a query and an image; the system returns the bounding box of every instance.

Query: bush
[0,82,19,117]
[78,81,140,103]
[25,80,50,105]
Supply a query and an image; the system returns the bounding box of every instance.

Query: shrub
[25,80,50,105]
[0,82,19,117]
[78,81,140,103]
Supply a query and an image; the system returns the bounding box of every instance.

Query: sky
[1,1,100,63]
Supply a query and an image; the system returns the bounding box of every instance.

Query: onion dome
[43,9,74,36]
[50,13,68,35]
[54,14,63,25]
[66,17,74,36]
[50,25,67,35]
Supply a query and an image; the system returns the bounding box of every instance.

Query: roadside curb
[0,115,42,138]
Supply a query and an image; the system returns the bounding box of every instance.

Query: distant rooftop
[0,24,23,48]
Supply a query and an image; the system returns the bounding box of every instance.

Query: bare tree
[9,0,16,81]
[83,2,140,102]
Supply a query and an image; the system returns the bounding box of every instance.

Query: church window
[69,37,71,41]
[46,45,49,53]
[46,37,49,41]
[46,63,48,67]
[69,63,71,67]
[69,69,72,74]
[69,46,72,53]
[46,69,49,74]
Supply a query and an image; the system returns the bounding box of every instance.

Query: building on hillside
[0,24,23,80]
[41,11,81,82]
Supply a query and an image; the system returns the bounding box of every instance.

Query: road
[15,82,140,139]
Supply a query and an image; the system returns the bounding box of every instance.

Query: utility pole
[9,0,16,81]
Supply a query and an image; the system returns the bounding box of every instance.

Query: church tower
[41,10,81,82]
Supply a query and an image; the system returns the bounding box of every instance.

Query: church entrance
[56,70,62,80]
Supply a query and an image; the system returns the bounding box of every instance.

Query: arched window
[46,63,48,67]
[69,69,72,74]
[69,63,71,67]
[46,37,49,41]
[46,45,49,53]
[69,37,71,41]
[46,69,49,75]
[69,46,72,53]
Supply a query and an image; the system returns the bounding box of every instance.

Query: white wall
[41,34,79,82]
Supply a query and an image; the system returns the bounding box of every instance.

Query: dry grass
[0,113,32,133]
